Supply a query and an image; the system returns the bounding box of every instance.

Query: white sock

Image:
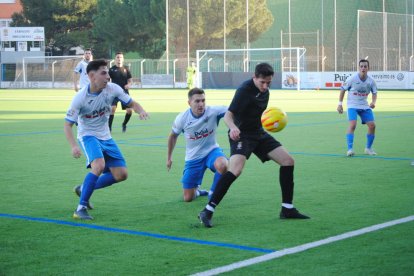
[76,204,86,212]
[206,204,215,212]
[282,203,294,209]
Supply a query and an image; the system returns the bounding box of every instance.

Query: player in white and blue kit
[167,88,228,202]
[338,59,378,156]
[65,60,149,220]
[73,48,92,92]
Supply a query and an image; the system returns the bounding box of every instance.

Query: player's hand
[72,146,82,158]
[124,84,130,90]
[369,102,376,109]
[138,111,149,120]
[229,127,241,141]
[166,159,172,171]
[337,105,343,114]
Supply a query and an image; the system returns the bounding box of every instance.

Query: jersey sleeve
[65,96,81,124]
[112,83,132,105]
[74,62,82,73]
[126,68,132,80]
[341,74,354,91]
[211,105,227,120]
[371,79,378,94]
[171,112,185,135]
[229,88,249,114]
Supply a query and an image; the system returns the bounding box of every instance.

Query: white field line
[192,215,414,276]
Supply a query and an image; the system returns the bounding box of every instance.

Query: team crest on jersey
[237,141,242,150]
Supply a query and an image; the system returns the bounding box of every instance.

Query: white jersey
[172,106,227,161]
[74,60,90,89]
[341,73,377,109]
[65,83,132,140]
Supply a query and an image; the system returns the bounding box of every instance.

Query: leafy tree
[168,0,274,57]
[11,0,102,56]
[93,0,166,59]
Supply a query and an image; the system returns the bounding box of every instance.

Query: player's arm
[64,121,81,158]
[370,93,377,109]
[73,72,79,92]
[167,132,179,171]
[125,69,132,90]
[125,77,132,90]
[337,89,346,114]
[127,100,149,120]
[224,111,240,141]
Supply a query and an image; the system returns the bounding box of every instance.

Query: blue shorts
[181,148,226,189]
[347,108,375,124]
[78,136,126,170]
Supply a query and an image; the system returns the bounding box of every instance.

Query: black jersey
[109,65,132,92]
[228,79,269,134]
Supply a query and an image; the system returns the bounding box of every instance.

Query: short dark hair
[84,48,92,53]
[86,59,108,74]
[255,63,274,78]
[188,87,204,99]
[115,52,124,56]
[359,59,369,67]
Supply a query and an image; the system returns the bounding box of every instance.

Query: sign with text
[0,27,45,42]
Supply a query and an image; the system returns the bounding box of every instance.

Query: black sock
[208,171,237,209]
[123,113,132,126]
[108,115,114,130]
[280,166,294,204]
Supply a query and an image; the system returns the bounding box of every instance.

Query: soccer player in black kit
[108,52,133,132]
[198,63,310,228]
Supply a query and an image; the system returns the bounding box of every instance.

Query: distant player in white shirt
[337,59,378,157]
[167,88,228,202]
[65,59,149,220]
[73,48,93,92]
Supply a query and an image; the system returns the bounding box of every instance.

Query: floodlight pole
[224,0,227,72]
[187,0,190,67]
[166,0,169,74]
[52,60,57,88]
[140,59,146,83]
[173,59,178,88]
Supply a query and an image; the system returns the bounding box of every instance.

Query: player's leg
[362,109,376,155]
[109,100,118,132]
[94,139,128,190]
[199,154,245,227]
[73,136,107,219]
[205,148,228,197]
[346,108,358,156]
[182,159,205,202]
[267,147,309,219]
[74,158,105,220]
[122,105,132,133]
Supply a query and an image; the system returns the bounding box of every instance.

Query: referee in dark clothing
[108,52,133,132]
[198,63,310,228]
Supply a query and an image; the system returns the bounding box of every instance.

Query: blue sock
[346,133,354,150]
[80,172,99,206]
[94,172,117,190]
[366,134,375,149]
[210,172,222,193]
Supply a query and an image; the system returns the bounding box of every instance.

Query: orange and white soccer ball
[261,107,288,132]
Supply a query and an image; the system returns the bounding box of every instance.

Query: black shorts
[229,131,282,162]
[111,90,130,110]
